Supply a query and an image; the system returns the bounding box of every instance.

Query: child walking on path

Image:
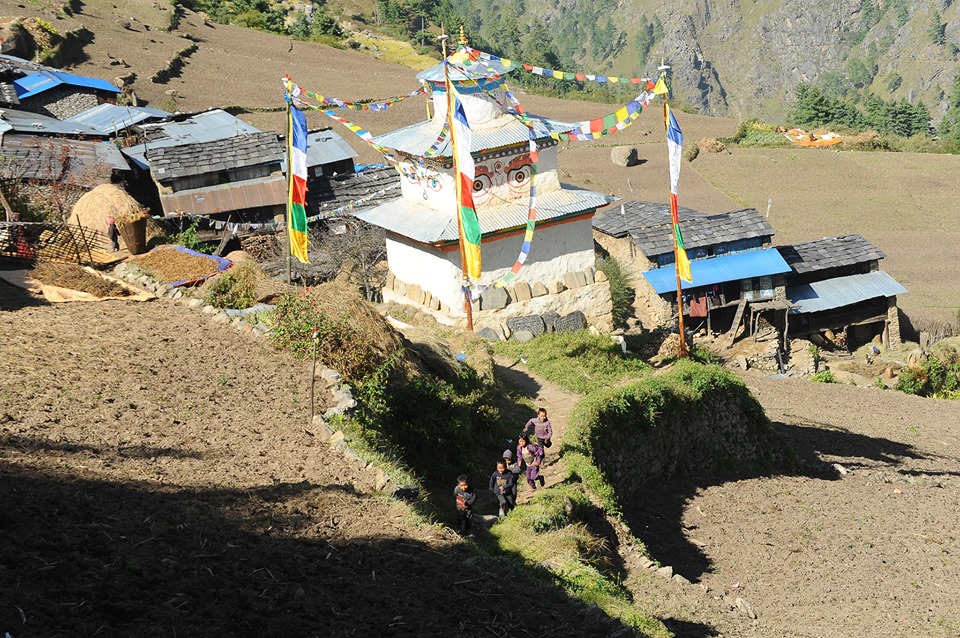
[517,435,544,491]
[489,460,516,518]
[523,407,553,451]
[454,475,476,536]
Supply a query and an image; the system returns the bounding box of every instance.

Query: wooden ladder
[725,297,749,349]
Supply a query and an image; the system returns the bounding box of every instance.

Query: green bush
[205,263,257,309]
[563,360,783,512]
[270,289,390,380]
[811,370,838,383]
[596,258,633,328]
[896,352,960,398]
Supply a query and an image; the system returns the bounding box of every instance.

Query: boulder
[554,311,587,333]
[512,281,532,302]
[541,311,560,333]
[610,146,641,167]
[562,272,583,290]
[480,286,509,310]
[506,315,546,338]
[476,327,501,341]
[548,280,566,295]
[531,282,549,297]
[513,330,535,343]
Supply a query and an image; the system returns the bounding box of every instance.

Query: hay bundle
[697,137,727,153]
[68,184,144,250]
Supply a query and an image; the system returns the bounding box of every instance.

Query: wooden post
[441,27,475,331]
[662,81,687,358]
[285,99,294,285]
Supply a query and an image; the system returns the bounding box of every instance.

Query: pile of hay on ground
[129,248,221,283]
[697,137,727,153]
[68,185,144,250]
[31,263,130,297]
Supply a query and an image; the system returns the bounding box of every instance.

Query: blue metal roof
[642,248,792,294]
[121,109,261,169]
[14,71,120,100]
[306,129,356,167]
[355,187,611,243]
[787,271,907,315]
[65,104,170,135]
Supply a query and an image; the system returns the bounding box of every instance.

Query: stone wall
[19,88,102,119]
[384,266,614,333]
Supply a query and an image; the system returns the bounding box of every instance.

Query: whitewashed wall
[386,216,596,314]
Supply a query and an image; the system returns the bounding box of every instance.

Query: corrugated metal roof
[0,107,102,136]
[0,83,19,105]
[0,133,129,184]
[158,175,287,216]
[355,187,612,243]
[14,70,120,99]
[0,53,52,76]
[65,104,170,135]
[642,248,792,294]
[121,110,262,169]
[307,129,357,167]
[373,113,574,158]
[787,271,907,315]
[417,50,515,82]
[777,234,885,274]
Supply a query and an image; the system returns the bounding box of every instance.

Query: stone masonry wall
[384,266,614,334]
[19,88,101,119]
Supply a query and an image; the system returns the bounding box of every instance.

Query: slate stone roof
[0,83,20,105]
[145,132,283,182]
[592,200,701,238]
[593,200,774,258]
[776,234,885,274]
[307,166,400,216]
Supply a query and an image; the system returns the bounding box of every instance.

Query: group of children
[454,408,554,536]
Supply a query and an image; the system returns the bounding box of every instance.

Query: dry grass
[31,262,130,297]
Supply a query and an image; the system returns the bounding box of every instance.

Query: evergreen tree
[929,10,946,46]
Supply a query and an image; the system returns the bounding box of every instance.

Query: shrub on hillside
[205,263,257,309]
[596,257,633,328]
[811,370,837,383]
[896,350,960,398]
[564,360,786,511]
[270,283,402,380]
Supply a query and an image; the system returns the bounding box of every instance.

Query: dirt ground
[623,371,960,638]
[0,283,630,638]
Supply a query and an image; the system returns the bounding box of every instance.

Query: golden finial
[459,25,468,46]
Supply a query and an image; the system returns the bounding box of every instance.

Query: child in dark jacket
[454,475,476,535]
[517,435,545,490]
[488,460,516,518]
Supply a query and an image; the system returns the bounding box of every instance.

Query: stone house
[354,49,614,331]
[13,70,120,119]
[144,131,287,219]
[593,201,790,332]
[776,234,906,348]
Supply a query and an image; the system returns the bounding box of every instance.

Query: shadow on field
[0,278,49,312]
[0,460,636,638]
[620,420,927,584]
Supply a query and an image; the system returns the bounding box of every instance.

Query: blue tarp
[787,271,907,314]
[642,248,791,294]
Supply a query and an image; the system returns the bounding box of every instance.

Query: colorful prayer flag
[288,105,310,264]
[450,87,482,280]
[665,102,692,283]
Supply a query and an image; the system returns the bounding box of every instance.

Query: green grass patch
[488,485,668,636]
[493,331,651,394]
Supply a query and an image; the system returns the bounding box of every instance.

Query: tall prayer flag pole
[654,65,691,358]
[442,26,480,330]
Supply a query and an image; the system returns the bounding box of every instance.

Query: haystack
[68,184,143,250]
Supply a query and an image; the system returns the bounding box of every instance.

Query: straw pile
[68,184,142,241]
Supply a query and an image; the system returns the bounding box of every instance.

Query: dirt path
[493,357,580,499]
